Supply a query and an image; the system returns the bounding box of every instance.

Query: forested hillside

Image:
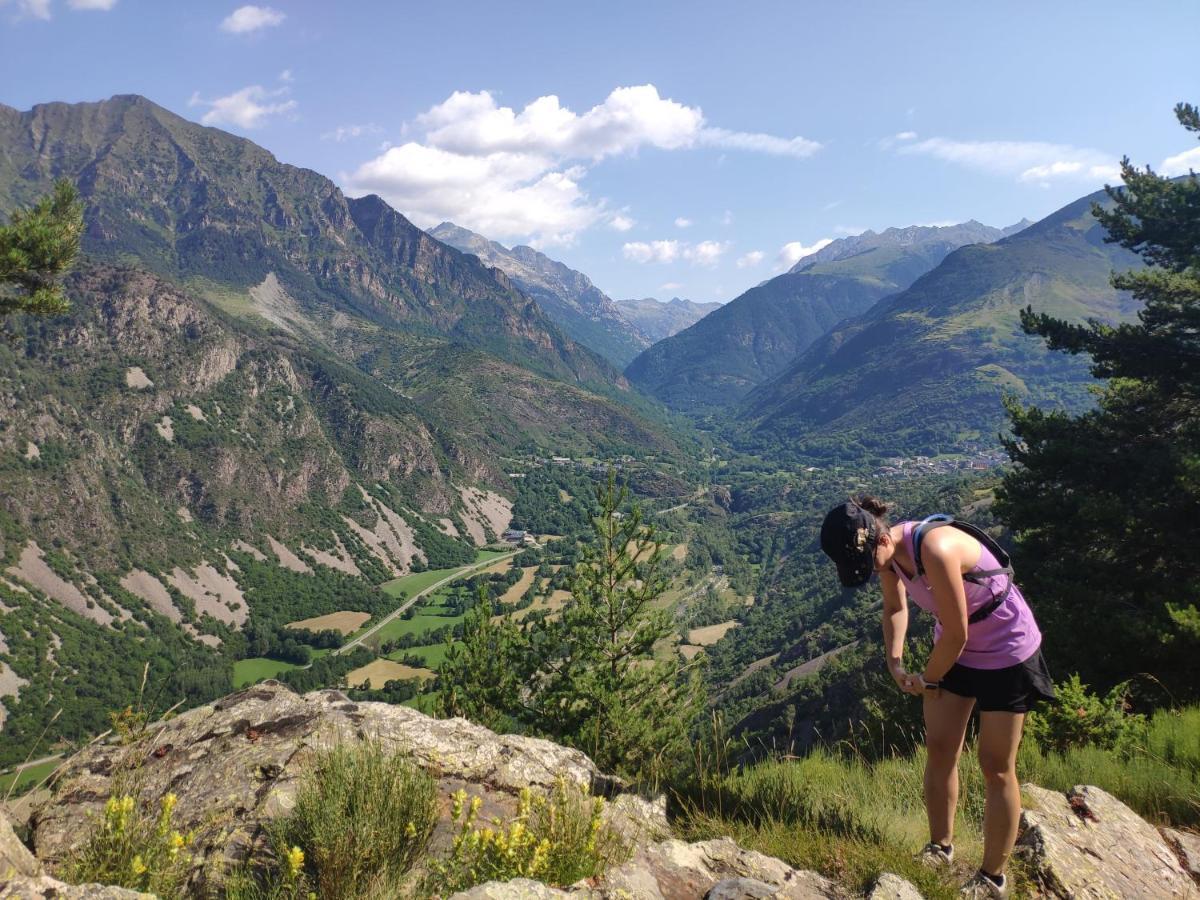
[742,190,1144,459]
[624,221,1013,410]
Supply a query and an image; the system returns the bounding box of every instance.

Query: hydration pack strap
[912,514,1015,626]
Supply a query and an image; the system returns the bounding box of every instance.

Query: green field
[0,758,59,797]
[369,608,465,645]
[389,641,456,668]
[233,657,301,688]
[379,550,510,601]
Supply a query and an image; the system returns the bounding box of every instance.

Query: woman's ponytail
[855,494,892,521]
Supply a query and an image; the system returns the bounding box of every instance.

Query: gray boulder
[0,812,39,880]
[0,875,151,899]
[28,682,661,892]
[865,872,923,900]
[447,837,841,899]
[1018,783,1193,897]
[1162,827,1200,881]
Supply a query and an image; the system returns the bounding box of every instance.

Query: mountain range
[428,222,652,367]
[624,220,1025,409]
[614,296,722,343]
[0,95,690,750]
[742,193,1141,457]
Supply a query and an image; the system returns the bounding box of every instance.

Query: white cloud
[719,210,734,226]
[68,0,117,9]
[190,85,296,129]
[674,217,692,229]
[834,224,866,235]
[737,250,765,268]
[623,239,728,266]
[322,123,382,142]
[659,282,684,292]
[4,0,51,19]
[343,84,819,246]
[698,127,820,158]
[778,238,833,269]
[895,130,917,141]
[624,240,681,264]
[608,213,635,232]
[899,137,1118,186]
[278,68,293,83]
[220,4,284,33]
[684,240,730,267]
[1161,146,1200,176]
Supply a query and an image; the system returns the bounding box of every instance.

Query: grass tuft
[257,739,438,900]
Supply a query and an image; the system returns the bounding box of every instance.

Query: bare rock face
[0,875,151,899]
[0,812,39,880]
[447,837,841,899]
[1162,827,1200,881]
[1018,784,1193,898]
[865,872,923,900]
[28,682,655,892]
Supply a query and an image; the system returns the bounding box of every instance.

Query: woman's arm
[919,531,970,683]
[880,567,912,688]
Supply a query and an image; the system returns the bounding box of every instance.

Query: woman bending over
[821,496,1054,899]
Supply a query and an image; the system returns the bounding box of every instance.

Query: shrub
[270,740,438,900]
[62,793,192,899]
[427,778,629,894]
[1026,674,1146,754]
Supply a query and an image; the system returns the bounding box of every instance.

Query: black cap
[820,500,879,587]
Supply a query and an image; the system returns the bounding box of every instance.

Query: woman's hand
[889,661,922,694]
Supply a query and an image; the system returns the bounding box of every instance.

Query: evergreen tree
[437,472,703,784]
[436,590,526,733]
[997,103,1200,701]
[529,472,703,785]
[1,180,83,316]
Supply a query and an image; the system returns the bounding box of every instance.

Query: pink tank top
[892,521,1041,669]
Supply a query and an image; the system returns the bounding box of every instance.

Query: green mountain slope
[0,95,618,387]
[742,192,1142,458]
[0,96,688,761]
[624,222,1011,410]
[429,222,649,367]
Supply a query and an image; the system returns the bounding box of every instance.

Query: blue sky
[3,0,1198,303]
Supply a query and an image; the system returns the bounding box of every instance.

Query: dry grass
[687,621,739,646]
[500,567,538,604]
[287,611,371,636]
[346,660,433,688]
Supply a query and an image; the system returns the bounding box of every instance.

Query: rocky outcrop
[447,837,840,899]
[28,682,655,892]
[1018,783,1195,898]
[0,813,39,880]
[20,682,1200,900]
[865,873,923,900]
[1163,827,1200,881]
[0,875,151,899]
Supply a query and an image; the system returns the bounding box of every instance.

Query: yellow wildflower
[130,855,147,877]
[162,792,178,817]
[451,788,467,819]
[286,845,305,878]
[404,821,417,839]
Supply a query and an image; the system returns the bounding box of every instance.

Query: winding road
[335,550,519,655]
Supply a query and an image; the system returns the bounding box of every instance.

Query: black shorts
[939,649,1056,713]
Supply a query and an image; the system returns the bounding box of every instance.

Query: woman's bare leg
[977,711,1026,876]
[923,690,976,846]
